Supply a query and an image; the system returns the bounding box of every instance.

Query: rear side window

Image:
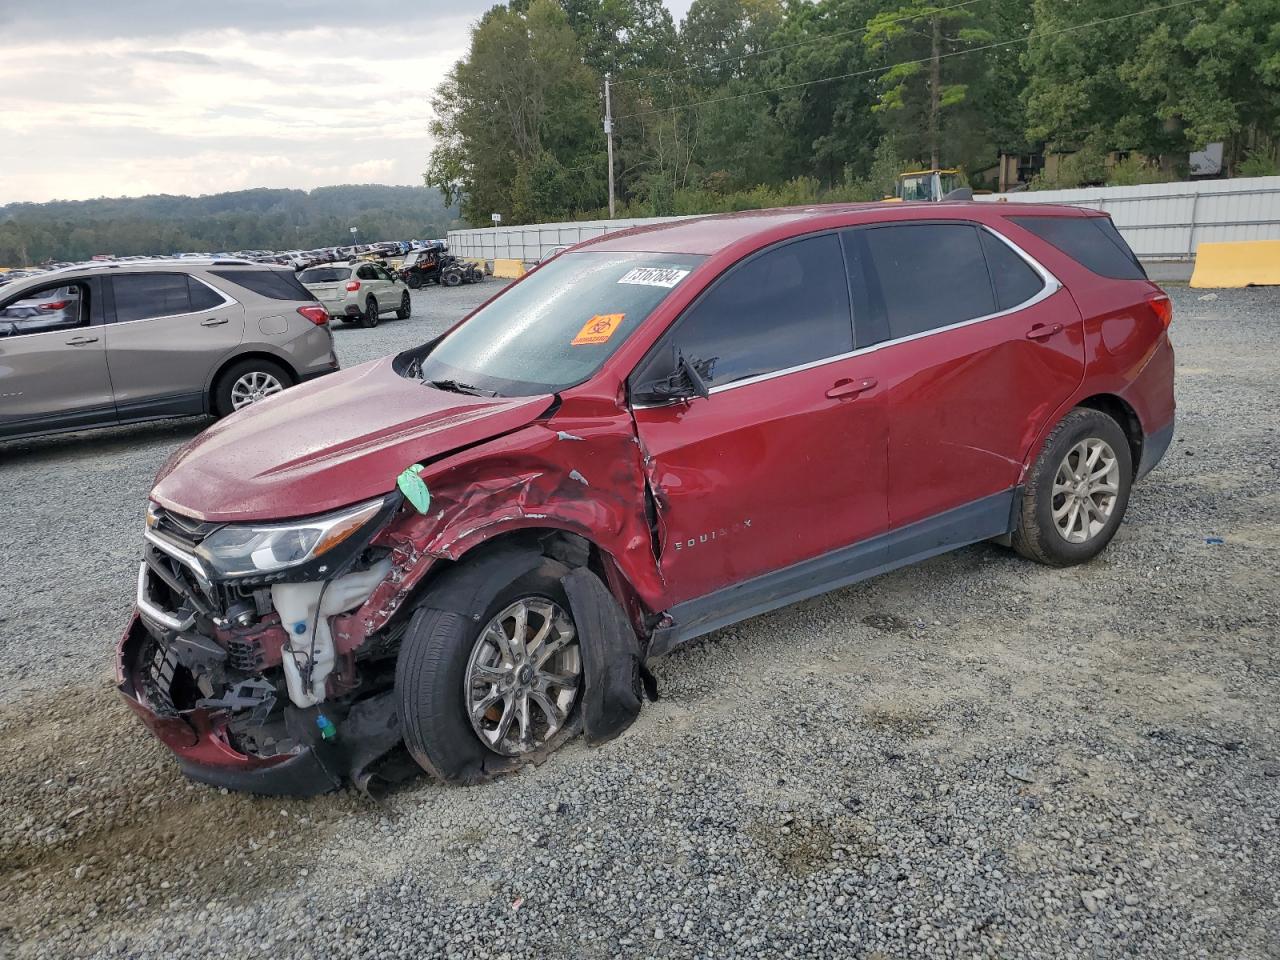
[859,223,995,340]
[112,273,192,323]
[979,230,1045,310]
[651,233,853,389]
[187,276,226,311]
[1009,215,1146,280]
[212,269,314,301]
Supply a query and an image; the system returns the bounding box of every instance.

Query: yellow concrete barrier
[491,258,526,279]
[1190,240,1280,288]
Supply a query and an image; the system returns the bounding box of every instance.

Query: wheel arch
[1074,393,1143,476]
[407,526,652,638]
[205,350,299,414]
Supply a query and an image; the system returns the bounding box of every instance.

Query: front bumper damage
[117,613,406,795]
[118,502,419,796]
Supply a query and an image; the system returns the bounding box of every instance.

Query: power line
[609,0,986,90]
[615,0,1203,122]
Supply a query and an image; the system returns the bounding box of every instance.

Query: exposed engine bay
[120,495,414,794]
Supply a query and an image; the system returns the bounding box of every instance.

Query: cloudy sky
[0,0,695,204]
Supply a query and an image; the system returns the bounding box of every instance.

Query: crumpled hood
[151,356,553,522]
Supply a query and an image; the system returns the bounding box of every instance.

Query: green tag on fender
[397,463,431,514]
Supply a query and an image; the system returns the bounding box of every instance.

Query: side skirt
[648,488,1019,659]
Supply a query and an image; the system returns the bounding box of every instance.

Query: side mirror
[636,352,714,403]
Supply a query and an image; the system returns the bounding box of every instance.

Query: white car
[297,261,411,328]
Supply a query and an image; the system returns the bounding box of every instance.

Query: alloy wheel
[1052,438,1120,543]
[464,598,581,756]
[229,370,284,410]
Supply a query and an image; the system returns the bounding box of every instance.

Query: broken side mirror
[636,351,714,403]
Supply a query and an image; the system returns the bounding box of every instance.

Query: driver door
[629,233,889,608]
[0,277,116,437]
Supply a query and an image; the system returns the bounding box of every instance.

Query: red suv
[118,202,1174,794]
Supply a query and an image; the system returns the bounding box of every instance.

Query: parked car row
[0,239,455,288]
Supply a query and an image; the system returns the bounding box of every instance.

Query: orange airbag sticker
[571,313,625,346]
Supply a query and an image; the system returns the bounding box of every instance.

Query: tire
[213,357,294,418]
[442,270,463,288]
[395,290,411,320]
[359,297,379,328]
[406,273,422,290]
[1012,408,1133,566]
[395,560,583,784]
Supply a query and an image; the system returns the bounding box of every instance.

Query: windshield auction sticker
[572,313,625,346]
[617,266,691,288]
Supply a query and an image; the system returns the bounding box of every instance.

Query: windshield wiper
[424,378,497,397]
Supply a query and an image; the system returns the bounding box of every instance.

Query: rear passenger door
[104,272,245,418]
[845,221,1085,530]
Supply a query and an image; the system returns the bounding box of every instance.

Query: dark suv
[118,202,1174,795]
[0,260,338,440]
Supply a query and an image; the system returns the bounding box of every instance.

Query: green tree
[864,0,994,169]
[426,1,604,224]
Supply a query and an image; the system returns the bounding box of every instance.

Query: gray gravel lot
[1,284,1277,959]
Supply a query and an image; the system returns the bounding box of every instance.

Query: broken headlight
[194,496,390,578]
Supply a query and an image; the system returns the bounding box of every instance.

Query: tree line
[0,186,462,267]
[427,0,1280,225]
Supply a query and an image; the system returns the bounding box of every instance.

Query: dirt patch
[0,679,364,957]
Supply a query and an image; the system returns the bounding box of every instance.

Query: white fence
[447,176,1280,265]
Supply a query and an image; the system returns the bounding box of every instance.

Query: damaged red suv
[118,202,1175,794]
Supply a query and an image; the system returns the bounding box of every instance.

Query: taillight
[296,304,329,326]
[1146,291,1173,329]
[39,300,69,310]
[345,280,361,292]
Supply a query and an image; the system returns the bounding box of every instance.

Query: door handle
[65,335,98,345]
[201,317,229,326]
[1025,322,1063,340]
[826,377,878,399]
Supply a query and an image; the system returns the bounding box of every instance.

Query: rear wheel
[213,358,294,417]
[396,562,583,783]
[442,270,463,288]
[359,297,379,328]
[395,290,411,320]
[1012,408,1133,566]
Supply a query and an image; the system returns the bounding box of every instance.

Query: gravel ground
[1,284,1277,959]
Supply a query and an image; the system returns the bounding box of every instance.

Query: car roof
[0,258,294,299]
[579,200,1100,255]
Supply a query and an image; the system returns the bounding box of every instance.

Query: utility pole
[604,73,616,219]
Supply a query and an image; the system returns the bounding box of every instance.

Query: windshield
[414,251,705,396]
[299,266,351,283]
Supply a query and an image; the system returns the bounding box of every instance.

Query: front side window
[859,223,996,340]
[637,233,853,391]
[414,251,705,396]
[111,273,193,323]
[0,282,88,336]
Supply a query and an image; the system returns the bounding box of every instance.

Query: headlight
[194,496,389,578]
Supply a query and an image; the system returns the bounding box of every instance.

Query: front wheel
[406,273,422,289]
[395,561,583,783]
[442,270,463,288]
[1012,408,1133,566]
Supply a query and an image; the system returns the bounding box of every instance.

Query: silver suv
[0,259,339,441]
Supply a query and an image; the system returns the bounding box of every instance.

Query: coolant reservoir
[273,559,392,708]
